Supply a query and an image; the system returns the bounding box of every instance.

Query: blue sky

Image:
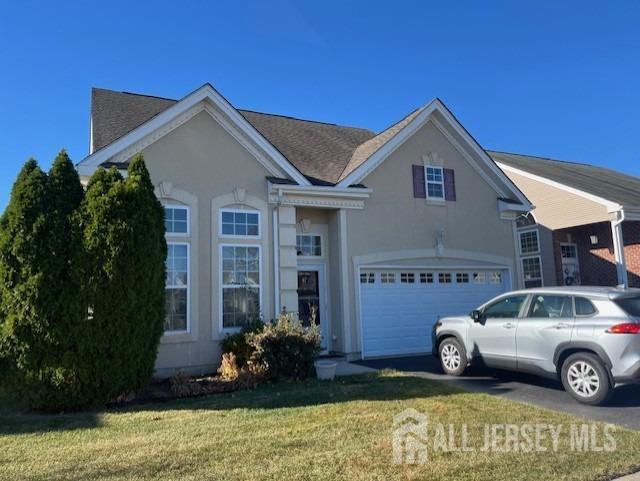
[1,1,639,208]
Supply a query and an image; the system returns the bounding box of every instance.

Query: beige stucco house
[78,83,531,376]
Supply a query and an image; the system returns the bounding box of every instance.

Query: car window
[614,296,640,317]
[482,296,527,319]
[527,295,573,318]
[575,297,597,316]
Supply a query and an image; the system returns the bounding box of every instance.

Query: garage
[359,268,509,358]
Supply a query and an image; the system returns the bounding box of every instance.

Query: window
[438,272,452,284]
[221,245,261,328]
[575,297,597,316]
[482,296,527,319]
[165,243,189,332]
[165,206,188,234]
[519,230,540,255]
[456,273,469,284]
[296,234,321,257]
[561,244,578,259]
[425,166,444,199]
[360,272,375,284]
[401,272,415,283]
[420,272,434,284]
[473,272,486,284]
[489,272,502,284]
[381,272,395,283]
[527,295,573,318]
[614,296,640,317]
[522,257,543,288]
[516,212,536,228]
[220,209,260,237]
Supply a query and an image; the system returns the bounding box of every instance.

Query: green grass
[0,371,639,481]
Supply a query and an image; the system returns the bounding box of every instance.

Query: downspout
[611,209,628,288]
[272,188,284,316]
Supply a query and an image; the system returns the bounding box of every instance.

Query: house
[78,83,531,375]
[492,151,640,289]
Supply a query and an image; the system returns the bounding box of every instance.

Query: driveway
[357,355,640,430]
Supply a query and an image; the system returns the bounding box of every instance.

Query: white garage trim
[353,250,515,359]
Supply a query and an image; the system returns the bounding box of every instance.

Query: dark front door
[297,270,320,327]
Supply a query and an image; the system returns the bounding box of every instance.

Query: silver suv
[433,287,640,405]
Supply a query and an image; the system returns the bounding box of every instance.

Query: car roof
[505,286,640,300]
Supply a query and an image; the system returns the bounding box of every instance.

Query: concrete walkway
[329,358,378,377]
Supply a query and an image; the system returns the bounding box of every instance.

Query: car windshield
[615,296,640,318]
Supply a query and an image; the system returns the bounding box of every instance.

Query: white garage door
[360,268,509,358]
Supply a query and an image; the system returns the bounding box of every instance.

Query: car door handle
[502,322,516,329]
[552,322,571,330]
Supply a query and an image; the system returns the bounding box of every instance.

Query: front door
[297,266,328,351]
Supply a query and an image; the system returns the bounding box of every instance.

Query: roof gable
[88,87,375,185]
[491,151,640,208]
[80,84,312,185]
[335,99,532,208]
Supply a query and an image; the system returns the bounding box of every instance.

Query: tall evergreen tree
[0,159,61,406]
[80,156,166,401]
[121,155,167,390]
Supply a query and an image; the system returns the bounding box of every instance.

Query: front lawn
[1,371,639,481]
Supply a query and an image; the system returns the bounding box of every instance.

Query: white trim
[338,209,352,353]
[497,162,622,212]
[272,207,280,315]
[353,248,515,268]
[336,99,531,209]
[165,241,191,335]
[611,211,629,287]
[425,165,445,201]
[295,233,323,259]
[521,255,544,287]
[219,243,263,333]
[78,84,310,186]
[218,207,262,239]
[517,227,540,256]
[163,203,190,237]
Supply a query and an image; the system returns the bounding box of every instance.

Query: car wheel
[438,338,466,376]
[561,353,612,406]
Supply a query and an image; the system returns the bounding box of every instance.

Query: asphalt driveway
[357,355,640,430]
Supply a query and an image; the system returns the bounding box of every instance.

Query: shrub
[217,352,240,381]
[248,314,321,381]
[220,318,264,367]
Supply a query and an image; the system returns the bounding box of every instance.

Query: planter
[314,360,338,380]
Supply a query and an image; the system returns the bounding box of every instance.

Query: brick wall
[552,221,640,287]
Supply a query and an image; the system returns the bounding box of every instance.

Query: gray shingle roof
[91,88,376,184]
[489,151,640,207]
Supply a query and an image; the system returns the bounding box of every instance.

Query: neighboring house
[492,151,640,289]
[77,83,531,374]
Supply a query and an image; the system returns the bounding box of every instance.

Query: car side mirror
[471,309,484,323]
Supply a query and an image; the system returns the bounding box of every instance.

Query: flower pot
[314,360,338,380]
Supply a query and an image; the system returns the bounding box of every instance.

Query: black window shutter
[412,165,426,198]
[444,168,456,201]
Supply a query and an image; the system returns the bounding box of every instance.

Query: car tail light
[607,323,640,334]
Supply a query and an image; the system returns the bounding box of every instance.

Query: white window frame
[424,166,445,200]
[518,228,540,256]
[164,203,190,237]
[521,255,543,287]
[438,272,452,284]
[219,208,261,239]
[219,243,262,332]
[296,233,323,258]
[165,241,190,334]
[560,242,579,260]
[456,272,470,284]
